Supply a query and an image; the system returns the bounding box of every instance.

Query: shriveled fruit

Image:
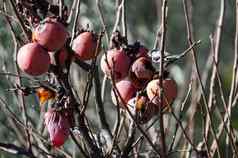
[44,108,72,147]
[111,79,137,108]
[100,48,131,80]
[72,31,97,60]
[127,96,158,124]
[33,18,68,51]
[146,78,177,108]
[49,47,69,65]
[17,42,50,76]
[129,57,155,89]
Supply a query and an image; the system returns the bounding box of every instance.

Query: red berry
[111,79,137,108]
[146,78,177,108]
[33,18,69,51]
[72,32,97,60]
[100,48,131,80]
[44,109,72,147]
[17,42,50,76]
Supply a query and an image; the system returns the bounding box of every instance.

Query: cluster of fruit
[100,41,177,124]
[17,17,97,76]
[16,15,177,146]
[16,17,99,147]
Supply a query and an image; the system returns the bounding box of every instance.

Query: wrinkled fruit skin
[44,109,72,147]
[100,48,131,80]
[111,80,137,108]
[33,18,68,51]
[146,78,177,108]
[72,32,97,60]
[127,96,158,124]
[49,47,69,65]
[17,42,50,76]
[129,57,155,89]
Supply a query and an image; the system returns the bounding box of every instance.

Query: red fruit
[72,32,97,60]
[33,18,69,51]
[49,47,69,65]
[146,78,177,108]
[129,57,155,89]
[135,45,149,59]
[100,48,131,80]
[111,79,137,108]
[44,108,72,147]
[17,42,50,76]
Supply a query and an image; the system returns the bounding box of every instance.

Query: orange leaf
[36,87,56,105]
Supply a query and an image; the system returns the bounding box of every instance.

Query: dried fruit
[146,78,177,108]
[33,18,69,51]
[44,108,72,147]
[127,95,158,124]
[72,32,97,60]
[100,48,131,80]
[17,42,50,76]
[129,57,155,89]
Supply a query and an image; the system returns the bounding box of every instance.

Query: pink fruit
[33,18,69,51]
[100,48,131,80]
[111,79,137,108]
[17,42,50,76]
[72,32,97,60]
[146,78,177,108]
[44,108,72,147]
[129,57,155,89]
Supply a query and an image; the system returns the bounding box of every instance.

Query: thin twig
[96,0,110,45]
[94,66,113,140]
[8,0,31,41]
[109,0,123,48]
[183,0,222,157]
[0,142,36,158]
[121,0,127,39]
[70,131,90,158]
[158,0,168,157]
[4,2,32,152]
[205,0,225,157]
[70,0,81,45]
[168,82,192,151]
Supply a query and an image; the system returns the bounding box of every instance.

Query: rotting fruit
[127,95,158,124]
[100,48,131,80]
[32,17,69,51]
[44,108,72,147]
[129,57,155,89]
[17,42,50,76]
[146,78,177,108]
[72,31,97,60]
